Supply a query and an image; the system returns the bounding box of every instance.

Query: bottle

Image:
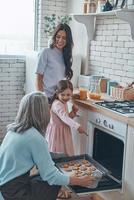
[97,0,106,12]
[103,0,113,11]
[83,0,89,14]
[88,0,97,13]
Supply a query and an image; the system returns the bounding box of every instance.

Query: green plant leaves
[44,14,72,36]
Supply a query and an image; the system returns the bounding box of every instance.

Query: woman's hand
[69,175,95,187]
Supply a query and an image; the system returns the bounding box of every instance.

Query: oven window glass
[93,128,124,180]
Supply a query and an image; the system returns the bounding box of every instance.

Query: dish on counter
[72,90,102,101]
[87,92,101,100]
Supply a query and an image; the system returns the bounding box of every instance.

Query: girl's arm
[52,101,80,130]
[69,104,78,118]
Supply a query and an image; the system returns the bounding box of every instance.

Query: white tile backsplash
[89,16,134,86]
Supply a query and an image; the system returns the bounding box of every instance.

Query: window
[0,0,34,54]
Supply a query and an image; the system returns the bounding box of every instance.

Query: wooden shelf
[72,8,134,40]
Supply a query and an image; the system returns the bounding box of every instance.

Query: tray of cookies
[54,154,109,188]
[53,154,122,195]
[57,158,102,189]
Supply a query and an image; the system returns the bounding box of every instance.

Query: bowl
[89,92,101,100]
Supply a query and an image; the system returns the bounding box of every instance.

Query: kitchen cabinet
[71,106,88,155]
[72,8,134,40]
[123,125,134,200]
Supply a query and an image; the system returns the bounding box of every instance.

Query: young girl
[46,80,86,156]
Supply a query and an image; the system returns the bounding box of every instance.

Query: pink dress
[46,100,80,156]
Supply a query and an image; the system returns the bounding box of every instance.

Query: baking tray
[53,154,122,195]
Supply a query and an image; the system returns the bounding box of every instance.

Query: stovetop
[95,101,134,117]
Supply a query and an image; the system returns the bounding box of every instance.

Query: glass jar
[79,88,87,100]
[83,0,89,14]
[97,0,106,12]
[89,75,103,93]
[88,0,97,13]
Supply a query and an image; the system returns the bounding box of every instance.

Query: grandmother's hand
[69,175,95,187]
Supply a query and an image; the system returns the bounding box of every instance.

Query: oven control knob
[109,124,114,129]
[96,118,101,124]
[103,120,108,127]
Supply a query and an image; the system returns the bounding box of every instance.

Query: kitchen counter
[73,98,134,127]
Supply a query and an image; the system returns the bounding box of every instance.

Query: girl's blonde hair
[7,92,50,135]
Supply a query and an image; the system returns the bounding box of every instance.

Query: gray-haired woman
[0,92,94,200]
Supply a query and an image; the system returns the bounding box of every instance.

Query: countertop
[72,94,134,128]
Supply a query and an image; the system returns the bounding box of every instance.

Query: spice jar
[97,0,106,12]
[79,88,87,100]
[88,0,97,13]
[83,0,89,14]
[103,0,113,11]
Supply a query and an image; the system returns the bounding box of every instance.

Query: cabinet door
[71,106,88,155]
[124,126,134,200]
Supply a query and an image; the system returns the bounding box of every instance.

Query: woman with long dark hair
[36,23,74,103]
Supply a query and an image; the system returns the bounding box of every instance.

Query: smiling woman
[0,0,34,54]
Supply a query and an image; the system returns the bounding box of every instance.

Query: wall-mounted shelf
[72,8,134,40]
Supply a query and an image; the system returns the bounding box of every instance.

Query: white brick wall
[36,0,68,50]
[89,15,134,86]
[0,58,25,139]
[0,0,67,139]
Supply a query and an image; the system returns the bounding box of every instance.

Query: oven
[53,110,128,196]
[86,110,127,193]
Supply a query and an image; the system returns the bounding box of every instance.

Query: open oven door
[53,154,122,196]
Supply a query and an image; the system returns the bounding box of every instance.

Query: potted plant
[44,14,72,37]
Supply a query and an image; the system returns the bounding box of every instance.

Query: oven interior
[93,128,124,181]
[69,128,124,194]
